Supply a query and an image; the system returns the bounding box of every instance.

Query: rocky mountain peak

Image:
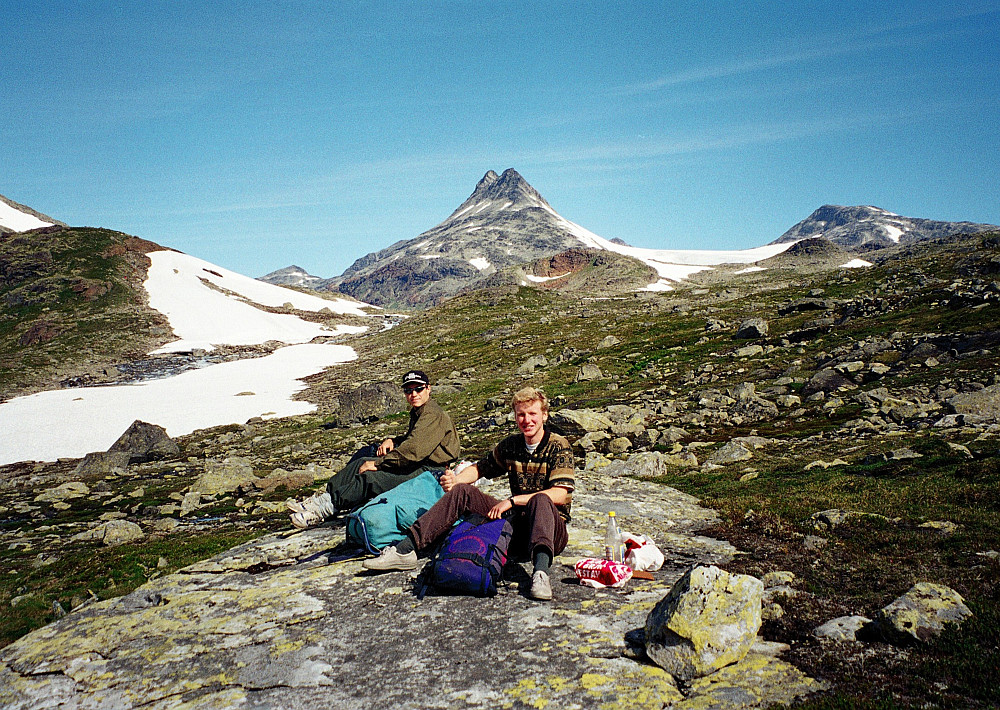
[443,168,553,226]
[773,205,997,249]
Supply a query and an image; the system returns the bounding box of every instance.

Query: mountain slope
[323,169,617,307]
[0,194,65,234]
[0,226,172,398]
[772,204,998,249]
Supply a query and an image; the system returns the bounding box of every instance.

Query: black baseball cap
[402,370,430,387]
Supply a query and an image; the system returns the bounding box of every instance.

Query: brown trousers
[409,483,568,560]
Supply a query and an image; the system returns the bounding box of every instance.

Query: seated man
[288,370,461,528]
[363,386,574,602]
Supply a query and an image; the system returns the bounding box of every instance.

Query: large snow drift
[145,250,369,354]
[0,344,356,465]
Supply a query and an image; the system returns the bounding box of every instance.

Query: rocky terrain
[1,228,999,707]
[772,204,997,250]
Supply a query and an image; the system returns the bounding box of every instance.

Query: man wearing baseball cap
[288,369,461,528]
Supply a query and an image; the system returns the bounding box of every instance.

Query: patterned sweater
[477,428,575,521]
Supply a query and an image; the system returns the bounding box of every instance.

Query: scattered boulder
[803,369,857,396]
[70,520,145,547]
[34,482,90,504]
[874,582,973,644]
[517,355,548,375]
[707,441,753,466]
[947,383,1000,422]
[73,451,131,477]
[328,382,406,426]
[645,565,764,680]
[736,318,769,339]
[549,408,614,435]
[597,335,621,349]
[108,420,181,462]
[189,457,258,495]
[813,616,872,642]
[575,363,604,382]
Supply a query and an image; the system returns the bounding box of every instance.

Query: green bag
[345,470,444,554]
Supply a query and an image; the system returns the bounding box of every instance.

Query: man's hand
[488,498,513,520]
[376,438,395,456]
[439,469,457,492]
[358,460,378,474]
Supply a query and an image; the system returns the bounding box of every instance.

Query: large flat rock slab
[0,472,824,709]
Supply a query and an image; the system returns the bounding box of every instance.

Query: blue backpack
[421,514,514,597]
[346,470,444,554]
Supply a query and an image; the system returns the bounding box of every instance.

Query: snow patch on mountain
[0,343,356,465]
[540,204,794,286]
[840,259,873,268]
[145,251,368,354]
[0,199,54,232]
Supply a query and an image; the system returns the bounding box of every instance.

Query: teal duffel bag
[346,470,445,554]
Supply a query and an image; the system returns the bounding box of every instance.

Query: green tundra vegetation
[1,230,998,707]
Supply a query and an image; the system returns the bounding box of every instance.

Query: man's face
[514,400,547,443]
[403,383,431,408]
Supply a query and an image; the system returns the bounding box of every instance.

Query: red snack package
[574,557,633,588]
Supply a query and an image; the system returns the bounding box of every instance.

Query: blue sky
[3,1,998,278]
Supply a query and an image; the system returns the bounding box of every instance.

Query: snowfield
[538,204,797,289]
[146,250,369,354]
[0,249,374,465]
[0,344,356,466]
[0,200,53,232]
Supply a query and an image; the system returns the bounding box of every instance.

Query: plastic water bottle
[604,511,624,563]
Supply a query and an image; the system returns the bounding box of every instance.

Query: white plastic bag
[621,532,664,572]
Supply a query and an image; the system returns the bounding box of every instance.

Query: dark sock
[532,547,552,574]
[395,535,415,555]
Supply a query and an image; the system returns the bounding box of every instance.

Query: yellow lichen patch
[680,654,829,708]
[580,672,615,689]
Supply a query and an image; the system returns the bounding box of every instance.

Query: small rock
[813,615,872,642]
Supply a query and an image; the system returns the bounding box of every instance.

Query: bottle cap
[608,511,616,517]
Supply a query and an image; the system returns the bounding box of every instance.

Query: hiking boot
[530,570,552,601]
[287,491,336,528]
[362,546,420,572]
[290,509,324,529]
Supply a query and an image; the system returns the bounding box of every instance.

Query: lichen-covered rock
[707,441,753,466]
[549,408,614,434]
[644,565,764,680]
[73,451,131,477]
[189,457,258,494]
[874,582,973,644]
[813,615,872,642]
[70,520,144,547]
[33,482,90,503]
[0,472,826,709]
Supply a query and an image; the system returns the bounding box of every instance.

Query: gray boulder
[575,363,604,382]
[947,383,1000,422]
[74,451,131,477]
[813,615,872,642]
[549,408,614,435]
[736,318,769,339]
[190,457,259,495]
[329,382,406,426]
[108,420,181,463]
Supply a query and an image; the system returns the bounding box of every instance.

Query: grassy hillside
[0,226,169,399]
[1,231,998,707]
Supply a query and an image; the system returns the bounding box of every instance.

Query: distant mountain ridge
[772,205,997,249]
[258,265,322,287]
[317,168,617,307]
[0,193,65,234]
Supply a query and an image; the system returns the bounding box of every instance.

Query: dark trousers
[325,445,430,512]
[409,483,568,560]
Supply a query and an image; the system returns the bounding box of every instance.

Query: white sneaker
[362,546,420,571]
[287,491,335,528]
[290,509,324,529]
[530,570,552,601]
